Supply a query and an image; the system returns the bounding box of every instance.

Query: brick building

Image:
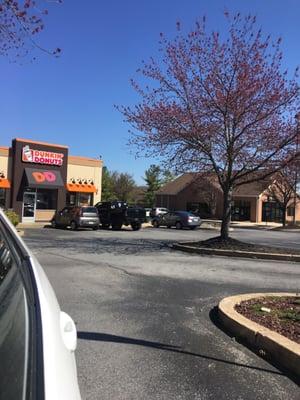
[155,173,300,223]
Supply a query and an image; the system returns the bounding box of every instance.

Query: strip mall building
[0,138,103,223]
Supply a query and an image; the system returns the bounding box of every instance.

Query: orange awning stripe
[66,183,97,193]
[0,179,10,189]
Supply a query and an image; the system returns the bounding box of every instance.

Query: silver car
[152,211,201,230]
[51,206,99,230]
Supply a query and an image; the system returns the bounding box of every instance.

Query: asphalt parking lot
[24,226,300,400]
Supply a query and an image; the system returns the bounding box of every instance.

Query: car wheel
[175,221,182,230]
[153,220,159,228]
[101,223,110,229]
[112,223,122,230]
[51,220,57,229]
[92,226,98,231]
[131,222,141,231]
[167,225,172,229]
[70,221,77,231]
[190,226,197,230]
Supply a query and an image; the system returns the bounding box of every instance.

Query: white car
[150,207,169,218]
[0,209,81,400]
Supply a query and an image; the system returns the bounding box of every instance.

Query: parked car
[95,201,146,230]
[152,211,201,229]
[0,208,81,399]
[150,207,169,218]
[51,206,99,230]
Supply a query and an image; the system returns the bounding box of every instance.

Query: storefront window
[0,189,5,208]
[262,202,283,223]
[66,192,93,207]
[186,202,211,218]
[66,193,76,206]
[36,189,57,210]
[231,200,251,221]
[78,193,92,206]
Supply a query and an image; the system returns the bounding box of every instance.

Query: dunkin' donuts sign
[22,145,64,166]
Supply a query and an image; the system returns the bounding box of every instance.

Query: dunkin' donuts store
[0,138,103,222]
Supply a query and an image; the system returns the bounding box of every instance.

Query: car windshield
[82,207,98,213]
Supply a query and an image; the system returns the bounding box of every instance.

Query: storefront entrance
[231,200,251,221]
[262,202,283,223]
[22,191,36,222]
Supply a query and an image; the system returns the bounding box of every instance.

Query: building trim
[66,183,97,193]
[0,179,11,188]
[0,147,9,156]
[68,155,102,168]
[15,138,69,149]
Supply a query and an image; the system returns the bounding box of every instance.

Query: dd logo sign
[32,171,56,183]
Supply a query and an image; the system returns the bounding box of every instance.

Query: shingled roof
[156,173,198,195]
[156,173,272,197]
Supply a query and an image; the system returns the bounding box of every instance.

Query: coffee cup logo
[23,145,33,162]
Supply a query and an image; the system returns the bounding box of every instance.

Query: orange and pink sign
[22,145,64,166]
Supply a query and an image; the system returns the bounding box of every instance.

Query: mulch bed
[192,236,300,255]
[235,296,300,344]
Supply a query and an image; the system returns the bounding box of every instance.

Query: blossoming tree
[120,13,300,239]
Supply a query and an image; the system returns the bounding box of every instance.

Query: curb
[172,243,300,262]
[218,293,300,379]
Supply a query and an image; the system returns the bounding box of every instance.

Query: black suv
[95,201,146,230]
[51,206,99,230]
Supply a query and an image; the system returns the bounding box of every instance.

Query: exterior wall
[156,182,262,222]
[156,175,300,224]
[67,157,103,204]
[1,139,103,222]
[156,182,224,218]
[259,192,300,224]
[35,209,56,222]
[256,196,263,223]
[0,147,12,208]
[11,139,68,218]
[0,147,9,177]
[155,194,176,209]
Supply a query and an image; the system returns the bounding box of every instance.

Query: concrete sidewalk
[18,222,49,229]
[200,219,281,231]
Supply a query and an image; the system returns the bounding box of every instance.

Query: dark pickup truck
[95,201,146,231]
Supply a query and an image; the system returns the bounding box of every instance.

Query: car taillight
[188,217,193,222]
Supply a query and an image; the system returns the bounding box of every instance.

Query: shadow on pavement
[77,330,283,376]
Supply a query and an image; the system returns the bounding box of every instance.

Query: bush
[4,210,20,227]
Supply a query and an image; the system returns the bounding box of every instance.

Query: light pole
[293,113,300,225]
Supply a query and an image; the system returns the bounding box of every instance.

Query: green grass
[278,310,300,323]
[251,303,264,314]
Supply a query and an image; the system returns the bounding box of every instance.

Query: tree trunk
[282,205,287,227]
[221,187,233,241]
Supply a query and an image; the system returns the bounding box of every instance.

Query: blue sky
[2,0,300,184]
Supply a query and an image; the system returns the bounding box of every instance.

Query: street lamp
[293,113,300,225]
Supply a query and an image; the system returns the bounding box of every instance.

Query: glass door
[22,192,36,222]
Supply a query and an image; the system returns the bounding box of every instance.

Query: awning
[25,168,64,189]
[0,179,10,189]
[66,183,97,193]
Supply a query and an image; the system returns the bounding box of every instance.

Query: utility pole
[293,113,300,225]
